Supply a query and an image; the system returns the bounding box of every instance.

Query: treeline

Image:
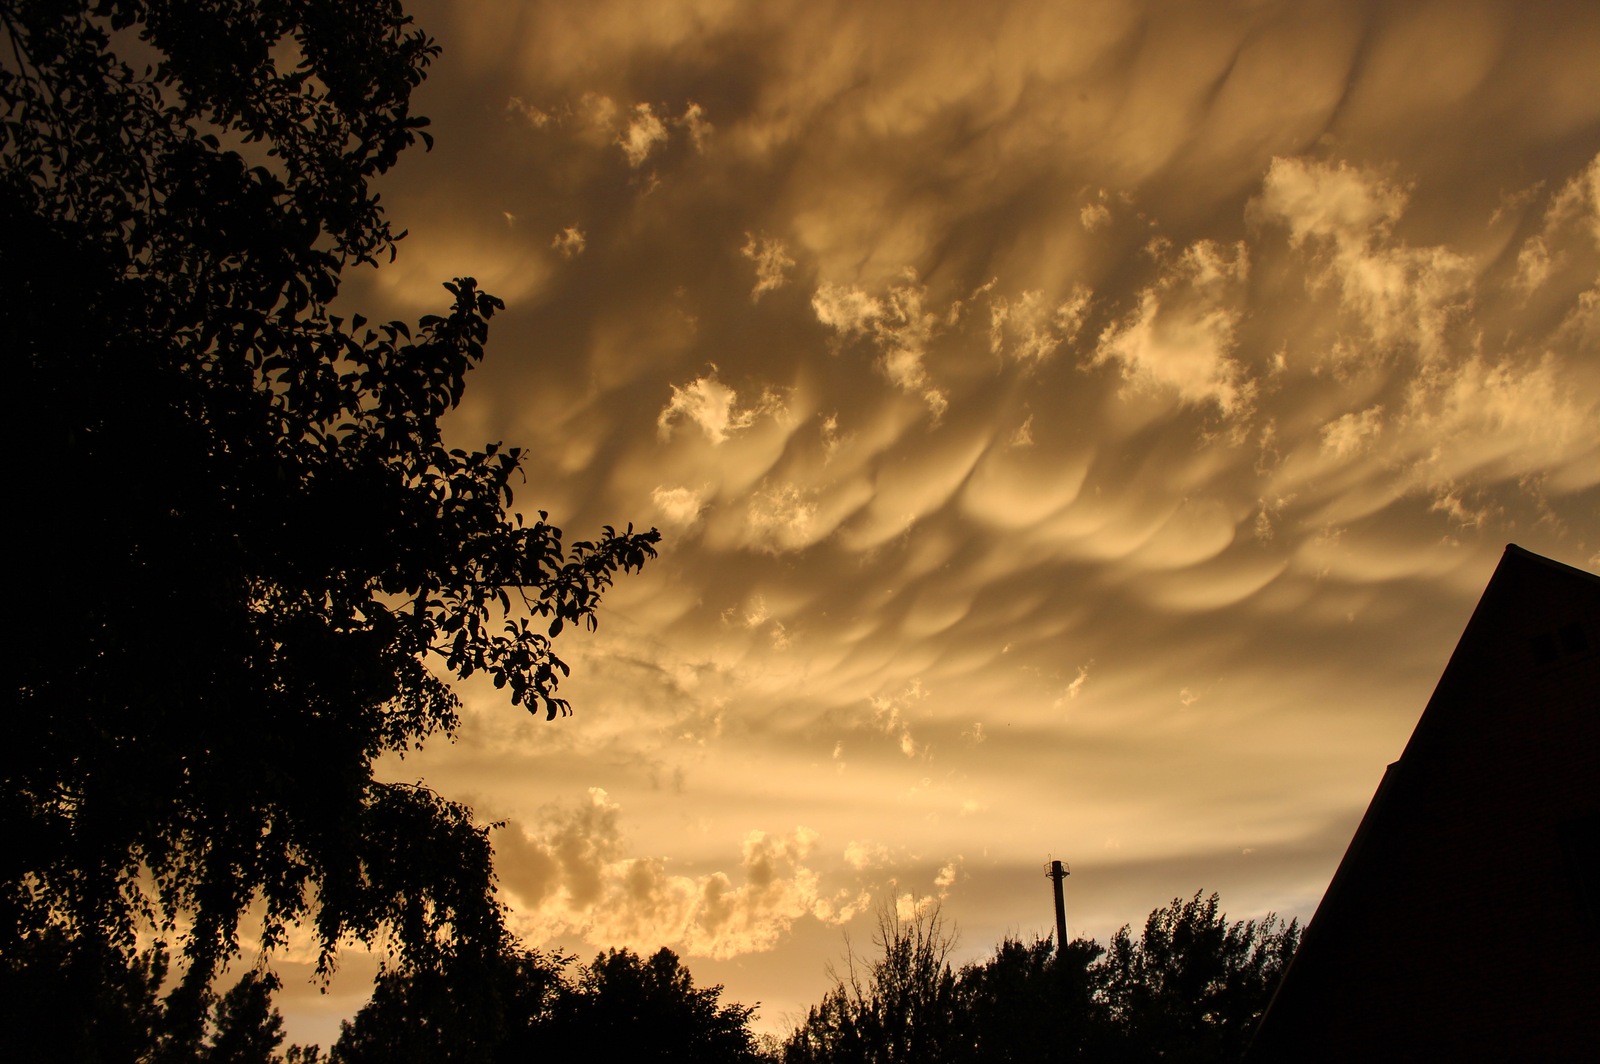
[3,891,1295,1062]
[783,892,1298,1064]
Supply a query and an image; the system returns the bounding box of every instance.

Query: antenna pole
[1046,858,1070,951]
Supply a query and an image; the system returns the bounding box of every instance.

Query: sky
[275,0,1599,1044]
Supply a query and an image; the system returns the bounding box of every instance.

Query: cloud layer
[284,0,1600,1044]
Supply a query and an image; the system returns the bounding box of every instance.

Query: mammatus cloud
[318,4,1600,1047]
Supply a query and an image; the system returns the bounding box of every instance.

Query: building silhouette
[1250,544,1599,1060]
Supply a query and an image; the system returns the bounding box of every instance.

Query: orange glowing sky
[274,0,1599,1042]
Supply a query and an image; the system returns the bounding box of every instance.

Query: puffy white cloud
[1321,405,1385,459]
[620,102,669,167]
[811,283,884,335]
[1255,157,1409,247]
[651,485,708,529]
[1544,151,1600,248]
[812,277,953,417]
[1053,664,1091,708]
[743,481,820,553]
[496,791,859,960]
[505,95,553,129]
[1253,157,1476,364]
[657,371,784,445]
[989,285,1091,364]
[1399,352,1600,490]
[680,101,713,153]
[1092,240,1255,418]
[868,678,929,759]
[552,224,587,258]
[741,233,797,300]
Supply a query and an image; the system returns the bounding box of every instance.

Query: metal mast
[1046,858,1070,950]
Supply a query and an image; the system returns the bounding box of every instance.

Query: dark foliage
[951,935,1108,1061]
[0,930,324,1064]
[332,945,761,1064]
[1098,892,1299,1063]
[783,905,959,1064]
[201,970,285,1064]
[0,928,169,1062]
[1,0,657,1040]
[782,893,1298,1064]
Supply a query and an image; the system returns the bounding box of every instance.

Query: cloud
[895,858,963,920]
[811,283,884,336]
[843,839,890,871]
[505,95,552,129]
[657,370,783,444]
[988,285,1092,364]
[868,679,929,759]
[496,790,858,960]
[651,485,708,530]
[1399,352,1600,491]
[552,224,587,258]
[680,101,713,152]
[1092,240,1255,418]
[1053,664,1091,708]
[1254,157,1409,247]
[1321,405,1385,459]
[742,233,797,300]
[1253,157,1475,364]
[1543,151,1600,248]
[743,482,820,554]
[620,103,669,167]
[812,276,952,417]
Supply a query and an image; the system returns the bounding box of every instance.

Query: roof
[1249,545,1600,1060]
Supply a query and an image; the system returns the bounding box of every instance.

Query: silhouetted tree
[951,935,1108,1061]
[782,892,1298,1064]
[331,946,569,1064]
[550,947,761,1062]
[201,970,285,1064]
[1,0,656,1037]
[0,934,325,1064]
[0,928,169,1062]
[332,944,760,1063]
[1098,892,1299,1063]
[783,903,960,1064]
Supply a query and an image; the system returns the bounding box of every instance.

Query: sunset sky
[277,0,1598,1043]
